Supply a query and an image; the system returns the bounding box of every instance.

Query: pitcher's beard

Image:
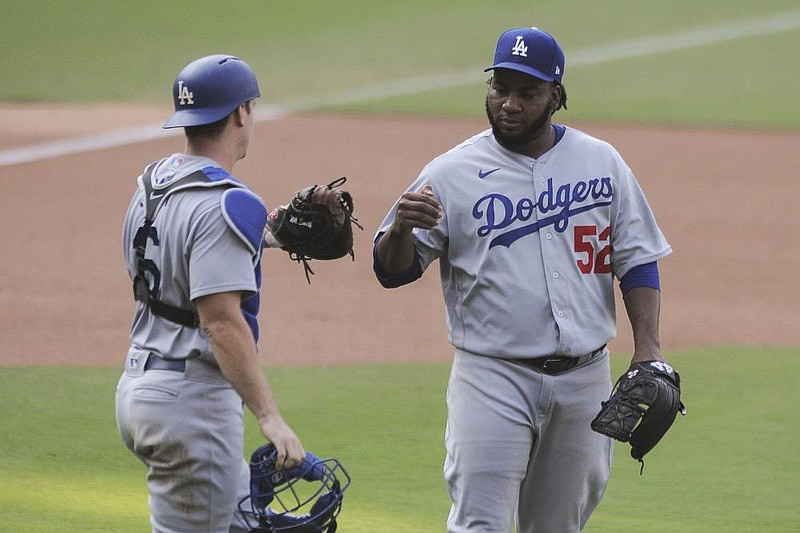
[486,97,552,151]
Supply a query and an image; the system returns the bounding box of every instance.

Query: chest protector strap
[132,165,216,328]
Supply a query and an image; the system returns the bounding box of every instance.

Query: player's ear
[550,83,563,114]
[233,105,247,127]
[233,101,253,127]
[550,83,560,105]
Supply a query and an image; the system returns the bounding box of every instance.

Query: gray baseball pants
[444,348,613,533]
[115,350,252,533]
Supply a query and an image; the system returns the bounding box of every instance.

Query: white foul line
[2,10,799,168]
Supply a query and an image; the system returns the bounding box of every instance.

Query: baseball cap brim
[484,62,556,83]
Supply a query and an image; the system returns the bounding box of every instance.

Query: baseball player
[115,55,305,532]
[374,27,672,532]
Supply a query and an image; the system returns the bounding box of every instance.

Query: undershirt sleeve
[372,232,424,288]
[619,261,660,293]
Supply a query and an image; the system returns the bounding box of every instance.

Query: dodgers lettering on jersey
[376,126,671,359]
[474,175,613,247]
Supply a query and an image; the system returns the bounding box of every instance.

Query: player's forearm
[377,186,441,275]
[206,317,282,420]
[195,293,283,422]
[203,313,305,469]
[622,286,664,363]
[376,226,417,275]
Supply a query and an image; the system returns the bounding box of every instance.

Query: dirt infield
[1,104,798,367]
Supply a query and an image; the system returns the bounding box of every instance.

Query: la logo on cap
[511,36,528,57]
[177,81,194,106]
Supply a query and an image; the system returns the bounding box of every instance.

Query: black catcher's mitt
[591,360,686,470]
[266,177,362,282]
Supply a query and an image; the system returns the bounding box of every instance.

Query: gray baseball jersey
[122,154,263,361]
[377,125,672,359]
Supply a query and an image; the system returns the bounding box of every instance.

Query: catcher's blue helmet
[163,54,260,129]
[238,444,350,533]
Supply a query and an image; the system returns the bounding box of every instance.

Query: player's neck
[524,124,556,159]
[497,123,556,160]
[185,138,239,172]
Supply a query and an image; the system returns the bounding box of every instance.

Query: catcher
[591,359,687,473]
[265,176,362,282]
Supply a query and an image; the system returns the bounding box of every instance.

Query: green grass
[1,0,798,129]
[1,348,799,532]
[590,347,800,532]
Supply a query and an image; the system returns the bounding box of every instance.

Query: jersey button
[552,272,559,279]
[545,233,553,240]
[557,311,565,317]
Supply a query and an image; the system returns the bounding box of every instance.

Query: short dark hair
[184,100,252,140]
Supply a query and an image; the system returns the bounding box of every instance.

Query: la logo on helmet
[177,81,194,106]
[511,36,528,57]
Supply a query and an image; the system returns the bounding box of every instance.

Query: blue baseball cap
[485,27,565,83]
[164,55,260,129]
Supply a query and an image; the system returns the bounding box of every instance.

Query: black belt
[144,354,186,372]
[512,345,606,376]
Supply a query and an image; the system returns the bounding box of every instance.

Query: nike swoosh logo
[478,167,501,179]
[149,191,165,200]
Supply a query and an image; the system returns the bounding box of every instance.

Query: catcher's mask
[238,444,350,533]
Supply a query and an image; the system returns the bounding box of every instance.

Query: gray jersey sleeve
[608,156,672,279]
[188,197,259,301]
